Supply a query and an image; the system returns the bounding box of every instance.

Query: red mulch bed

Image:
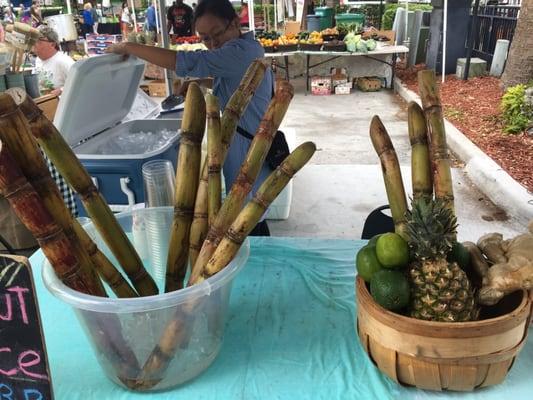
[396,64,533,193]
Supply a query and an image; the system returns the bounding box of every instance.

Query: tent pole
[157,0,172,97]
[442,0,447,83]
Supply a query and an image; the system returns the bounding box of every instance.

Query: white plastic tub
[42,207,249,391]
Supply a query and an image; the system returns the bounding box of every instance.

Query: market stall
[25,238,533,398]
[265,44,409,91]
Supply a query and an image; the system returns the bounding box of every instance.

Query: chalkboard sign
[0,255,54,400]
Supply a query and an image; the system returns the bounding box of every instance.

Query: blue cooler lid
[54,54,146,147]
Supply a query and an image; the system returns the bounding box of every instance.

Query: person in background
[30,0,44,27]
[239,1,248,29]
[0,22,4,42]
[3,6,14,24]
[95,4,103,33]
[121,1,132,39]
[167,0,193,36]
[82,3,94,36]
[20,6,32,25]
[33,25,78,217]
[33,25,75,96]
[145,1,157,33]
[109,0,274,236]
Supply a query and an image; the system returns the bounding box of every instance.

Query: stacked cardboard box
[85,34,122,57]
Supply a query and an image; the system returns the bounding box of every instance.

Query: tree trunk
[501,0,533,88]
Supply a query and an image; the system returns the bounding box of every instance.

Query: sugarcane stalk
[408,101,433,202]
[188,157,208,268]
[189,61,266,271]
[164,83,205,293]
[0,140,98,294]
[188,80,294,285]
[5,88,157,297]
[370,115,409,240]
[198,142,316,283]
[206,92,222,226]
[0,94,107,297]
[417,70,455,214]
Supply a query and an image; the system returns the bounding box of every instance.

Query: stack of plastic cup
[142,160,176,281]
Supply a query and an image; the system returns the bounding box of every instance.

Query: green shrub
[501,83,533,134]
[382,3,433,31]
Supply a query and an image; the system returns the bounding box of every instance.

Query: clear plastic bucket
[42,206,249,391]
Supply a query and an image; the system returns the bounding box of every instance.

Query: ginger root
[477,221,533,306]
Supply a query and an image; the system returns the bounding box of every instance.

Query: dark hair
[193,0,238,24]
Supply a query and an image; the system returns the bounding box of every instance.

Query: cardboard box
[35,93,59,121]
[285,21,301,36]
[311,76,332,95]
[147,79,167,97]
[330,67,348,87]
[144,62,165,80]
[335,82,352,95]
[356,77,383,92]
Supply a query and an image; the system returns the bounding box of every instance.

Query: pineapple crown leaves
[405,198,458,260]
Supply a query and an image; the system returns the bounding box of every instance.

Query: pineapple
[406,198,478,322]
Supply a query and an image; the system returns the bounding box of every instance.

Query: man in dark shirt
[167,0,193,36]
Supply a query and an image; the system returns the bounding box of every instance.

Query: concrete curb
[394,78,533,227]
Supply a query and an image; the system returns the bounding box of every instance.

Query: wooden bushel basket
[356,276,532,391]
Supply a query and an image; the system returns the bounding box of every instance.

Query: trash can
[335,13,366,32]
[306,15,321,32]
[315,7,335,30]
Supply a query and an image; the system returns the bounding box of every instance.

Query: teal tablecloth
[29,238,533,399]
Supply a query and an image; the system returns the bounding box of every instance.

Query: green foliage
[501,83,533,134]
[382,3,433,31]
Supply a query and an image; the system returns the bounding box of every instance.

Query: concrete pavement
[269,77,529,241]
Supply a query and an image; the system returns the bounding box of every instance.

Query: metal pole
[442,0,447,83]
[464,0,481,80]
[249,1,255,33]
[378,0,383,30]
[274,0,278,32]
[157,0,172,97]
[67,0,72,15]
[130,0,138,32]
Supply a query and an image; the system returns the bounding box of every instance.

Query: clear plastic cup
[142,160,176,278]
[42,207,249,392]
[142,159,175,208]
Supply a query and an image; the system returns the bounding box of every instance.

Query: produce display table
[265,45,409,92]
[29,237,533,399]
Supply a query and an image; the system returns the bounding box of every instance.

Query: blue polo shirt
[175,32,274,201]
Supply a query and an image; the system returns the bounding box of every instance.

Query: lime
[367,234,382,248]
[356,245,383,282]
[448,241,471,270]
[376,232,409,269]
[370,269,410,311]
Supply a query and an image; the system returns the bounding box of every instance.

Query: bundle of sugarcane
[5,23,40,72]
[0,93,137,298]
[0,94,142,383]
[188,80,294,285]
[5,88,157,297]
[189,60,267,267]
[369,70,478,322]
[133,141,316,390]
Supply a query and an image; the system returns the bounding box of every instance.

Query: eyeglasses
[199,21,232,45]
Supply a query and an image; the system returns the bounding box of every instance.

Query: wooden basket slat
[368,336,398,382]
[396,353,415,385]
[410,357,442,391]
[473,364,491,388]
[480,358,514,387]
[445,364,478,391]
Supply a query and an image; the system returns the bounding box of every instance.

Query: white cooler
[54,54,181,214]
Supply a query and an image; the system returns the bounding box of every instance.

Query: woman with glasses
[109,0,274,236]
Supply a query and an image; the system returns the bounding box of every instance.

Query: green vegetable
[366,39,377,51]
[356,40,368,53]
